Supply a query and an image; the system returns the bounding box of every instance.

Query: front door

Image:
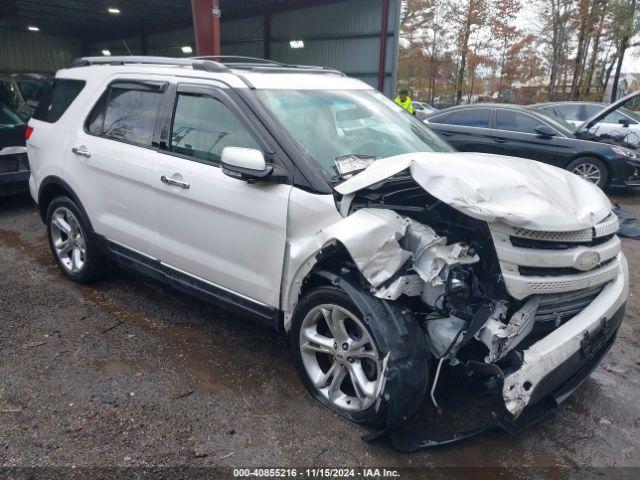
[152,84,292,308]
[491,109,561,166]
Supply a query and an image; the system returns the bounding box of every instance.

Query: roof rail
[193,55,345,76]
[70,56,228,73]
[192,55,283,66]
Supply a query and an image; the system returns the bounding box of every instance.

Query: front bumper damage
[311,206,630,450]
[372,257,628,451]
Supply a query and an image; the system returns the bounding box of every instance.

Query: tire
[290,277,430,428]
[46,196,108,283]
[566,157,609,188]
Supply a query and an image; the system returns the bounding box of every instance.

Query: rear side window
[448,108,490,127]
[32,79,85,123]
[495,110,541,134]
[86,84,163,147]
[170,93,259,164]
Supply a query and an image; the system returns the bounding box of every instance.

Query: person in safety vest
[394,88,414,114]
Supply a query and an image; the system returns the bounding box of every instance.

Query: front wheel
[567,157,609,188]
[290,281,430,428]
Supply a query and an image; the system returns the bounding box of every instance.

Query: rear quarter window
[32,79,85,123]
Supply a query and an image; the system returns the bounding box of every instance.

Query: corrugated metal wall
[221,0,401,97]
[68,0,401,96]
[0,1,400,94]
[0,29,82,73]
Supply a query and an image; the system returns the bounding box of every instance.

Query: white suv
[27,56,628,448]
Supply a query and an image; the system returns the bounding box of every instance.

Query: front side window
[32,79,85,123]
[101,87,162,146]
[448,108,491,127]
[495,110,542,134]
[256,89,452,181]
[170,93,259,164]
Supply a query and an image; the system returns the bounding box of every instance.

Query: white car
[531,101,640,146]
[411,101,437,121]
[26,56,628,450]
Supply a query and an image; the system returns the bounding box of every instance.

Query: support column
[191,0,221,57]
[264,12,272,60]
[377,0,390,92]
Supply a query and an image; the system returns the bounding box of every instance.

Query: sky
[515,3,640,74]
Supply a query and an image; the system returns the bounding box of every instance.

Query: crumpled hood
[335,152,612,231]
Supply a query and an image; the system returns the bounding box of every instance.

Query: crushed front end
[336,168,629,451]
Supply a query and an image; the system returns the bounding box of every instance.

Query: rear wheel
[46,196,108,283]
[291,282,430,427]
[567,157,608,188]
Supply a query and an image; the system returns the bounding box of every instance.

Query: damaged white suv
[27,57,628,450]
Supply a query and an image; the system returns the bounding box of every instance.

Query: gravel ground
[0,189,639,475]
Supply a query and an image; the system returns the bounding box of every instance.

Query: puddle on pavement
[79,285,294,404]
[0,228,56,270]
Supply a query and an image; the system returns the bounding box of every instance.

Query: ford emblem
[574,250,601,271]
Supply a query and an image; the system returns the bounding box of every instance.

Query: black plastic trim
[95,235,282,331]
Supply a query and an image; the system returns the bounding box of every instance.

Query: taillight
[25,126,34,141]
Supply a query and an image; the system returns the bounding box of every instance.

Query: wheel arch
[282,240,363,332]
[38,176,94,232]
[567,153,612,180]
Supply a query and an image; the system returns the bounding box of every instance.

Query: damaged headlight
[611,146,639,159]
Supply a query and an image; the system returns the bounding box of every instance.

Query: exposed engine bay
[303,154,629,450]
[339,176,531,409]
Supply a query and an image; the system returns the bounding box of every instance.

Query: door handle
[161,175,190,189]
[71,146,91,158]
[440,131,454,137]
[494,137,507,143]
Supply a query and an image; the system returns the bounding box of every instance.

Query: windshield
[255,89,453,180]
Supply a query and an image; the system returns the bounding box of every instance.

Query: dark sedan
[423,103,640,189]
[0,102,29,196]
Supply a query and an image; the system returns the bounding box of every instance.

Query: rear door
[491,109,561,165]
[68,79,166,257]
[151,83,292,308]
[428,107,493,152]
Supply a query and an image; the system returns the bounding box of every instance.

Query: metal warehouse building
[0,0,402,96]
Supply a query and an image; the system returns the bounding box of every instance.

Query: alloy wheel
[572,163,602,185]
[299,304,383,412]
[50,206,87,274]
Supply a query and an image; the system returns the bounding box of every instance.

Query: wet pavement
[0,190,639,474]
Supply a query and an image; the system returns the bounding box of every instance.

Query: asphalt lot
[0,189,639,474]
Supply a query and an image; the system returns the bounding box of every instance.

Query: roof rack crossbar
[70,56,228,73]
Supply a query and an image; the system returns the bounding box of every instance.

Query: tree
[610,0,640,100]
[445,0,491,103]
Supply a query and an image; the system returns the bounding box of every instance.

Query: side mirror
[221,147,272,181]
[534,125,557,138]
[618,118,630,128]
